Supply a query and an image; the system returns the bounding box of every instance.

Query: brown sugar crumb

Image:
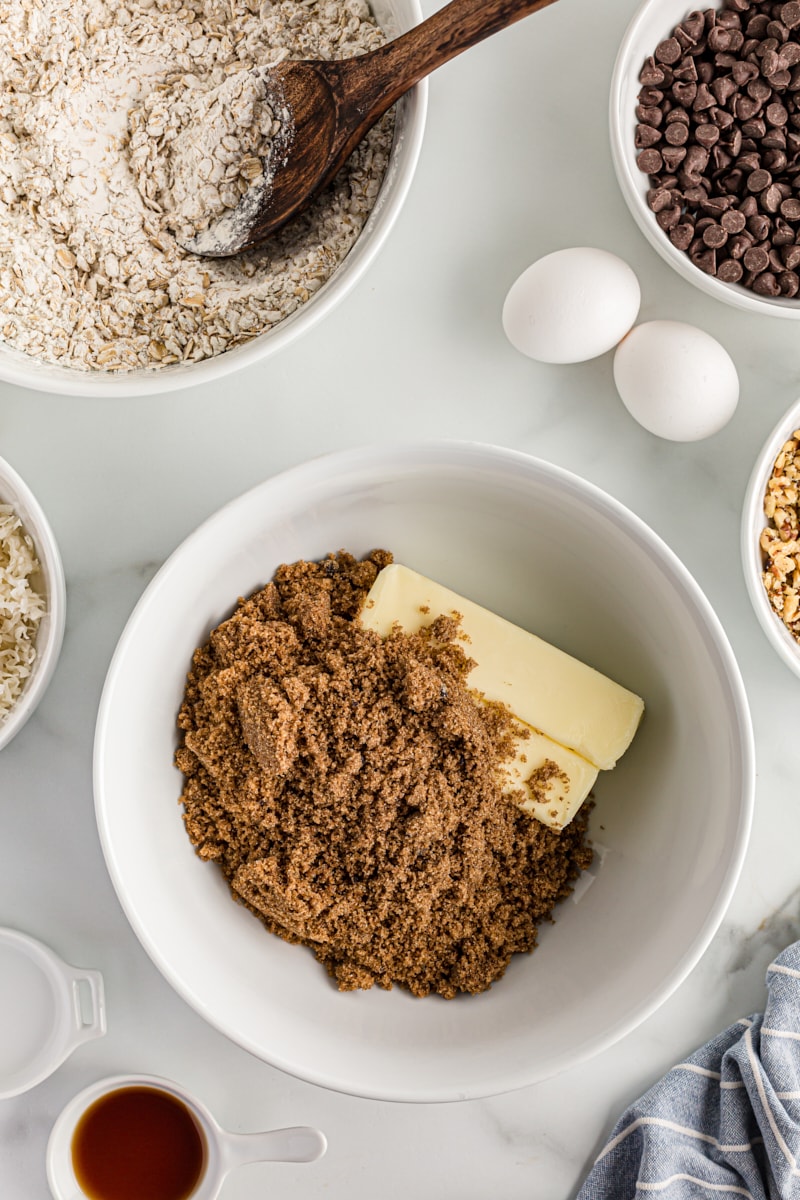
[176,550,593,999]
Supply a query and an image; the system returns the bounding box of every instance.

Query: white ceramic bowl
[610,0,800,318]
[0,0,426,398]
[742,398,800,678]
[0,455,66,751]
[94,442,754,1102]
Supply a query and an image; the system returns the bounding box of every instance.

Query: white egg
[613,320,739,442]
[502,247,641,364]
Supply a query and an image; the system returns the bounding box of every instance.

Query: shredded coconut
[0,505,45,720]
[0,0,392,373]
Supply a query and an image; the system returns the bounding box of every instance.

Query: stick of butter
[359,564,644,831]
[501,720,599,831]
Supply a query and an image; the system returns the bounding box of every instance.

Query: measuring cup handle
[67,967,106,1044]
[222,1126,327,1170]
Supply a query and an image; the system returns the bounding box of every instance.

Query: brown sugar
[176,550,593,999]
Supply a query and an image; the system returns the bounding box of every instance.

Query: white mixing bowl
[610,0,800,318]
[0,454,66,751]
[0,0,426,397]
[94,442,754,1101]
[742,397,800,679]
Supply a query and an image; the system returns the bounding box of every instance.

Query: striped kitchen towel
[577,941,800,1199]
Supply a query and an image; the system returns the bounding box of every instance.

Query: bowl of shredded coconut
[0,455,66,751]
[0,0,426,396]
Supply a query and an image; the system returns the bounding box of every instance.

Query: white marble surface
[2,0,800,1195]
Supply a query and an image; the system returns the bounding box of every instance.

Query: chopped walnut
[760,429,800,645]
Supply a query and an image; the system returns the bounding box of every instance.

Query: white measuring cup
[46,1073,327,1200]
[0,927,105,1099]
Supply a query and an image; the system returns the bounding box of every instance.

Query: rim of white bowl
[609,0,800,318]
[741,399,800,679]
[94,441,756,1101]
[0,455,66,752]
[0,76,428,398]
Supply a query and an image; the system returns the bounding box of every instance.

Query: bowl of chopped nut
[610,0,800,316]
[0,0,426,396]
[742,397,800,677]
[0,454,66,751]
[95,441,754,1101]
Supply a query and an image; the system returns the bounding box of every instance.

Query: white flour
[0,0,392,372]
[130,65,292,249]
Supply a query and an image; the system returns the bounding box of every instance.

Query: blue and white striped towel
[577,942,800,1199]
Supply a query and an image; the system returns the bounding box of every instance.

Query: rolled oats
[0,0,393,374]
[760,428,800,644]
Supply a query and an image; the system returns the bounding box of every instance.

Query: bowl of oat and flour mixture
[0,0,426,395]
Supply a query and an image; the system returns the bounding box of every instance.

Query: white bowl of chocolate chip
[94,441,754,1101]
[0,0,426,396]
[611,0,800,315]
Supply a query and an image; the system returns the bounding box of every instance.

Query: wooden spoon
[184,0,559,256]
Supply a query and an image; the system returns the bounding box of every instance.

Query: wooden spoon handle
[336,0,559,118]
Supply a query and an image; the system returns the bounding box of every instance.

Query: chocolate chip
[669,222,696,251]
[781,197,800,218]
[779,268,800,293]
[744,244,771,271]
[741,117,767,138]
[696,122,721,146]
[780,41,800,65]
[636,123,663,149]
[637,148,664,173]
[717,257,745,280]
[701,194,735,216]
[703,222,729,247]
[673,80,699,106]
[773,217,797,243]
[746,13,770,36]
[712,76,737,105]
[736,94,763,120]
[762,128,788,149]
[693,247,719,273]
[729,231,755,258]
[722,208,747,232]
[766,100,790,125]
[647,185,675,212]
[763,182,785,209]
[782,2,800,29]
[640,56,667,86]
[695,82,719,112]
[684,144,710,174]
[709,26,733,50]
[637,104,664,128]
[783,243,800,268]
[681,10,706,41]
[747,211,772,238]
[656,37,682,64]
[662,145,688,170]
[665,121,690,144]
[718,9,743,29]
[770,68,792,87]
[656,205,682,230]
[767,20,790,43]
[747,167,773,191]
[732,59,759,84]
[753,269,780,292]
